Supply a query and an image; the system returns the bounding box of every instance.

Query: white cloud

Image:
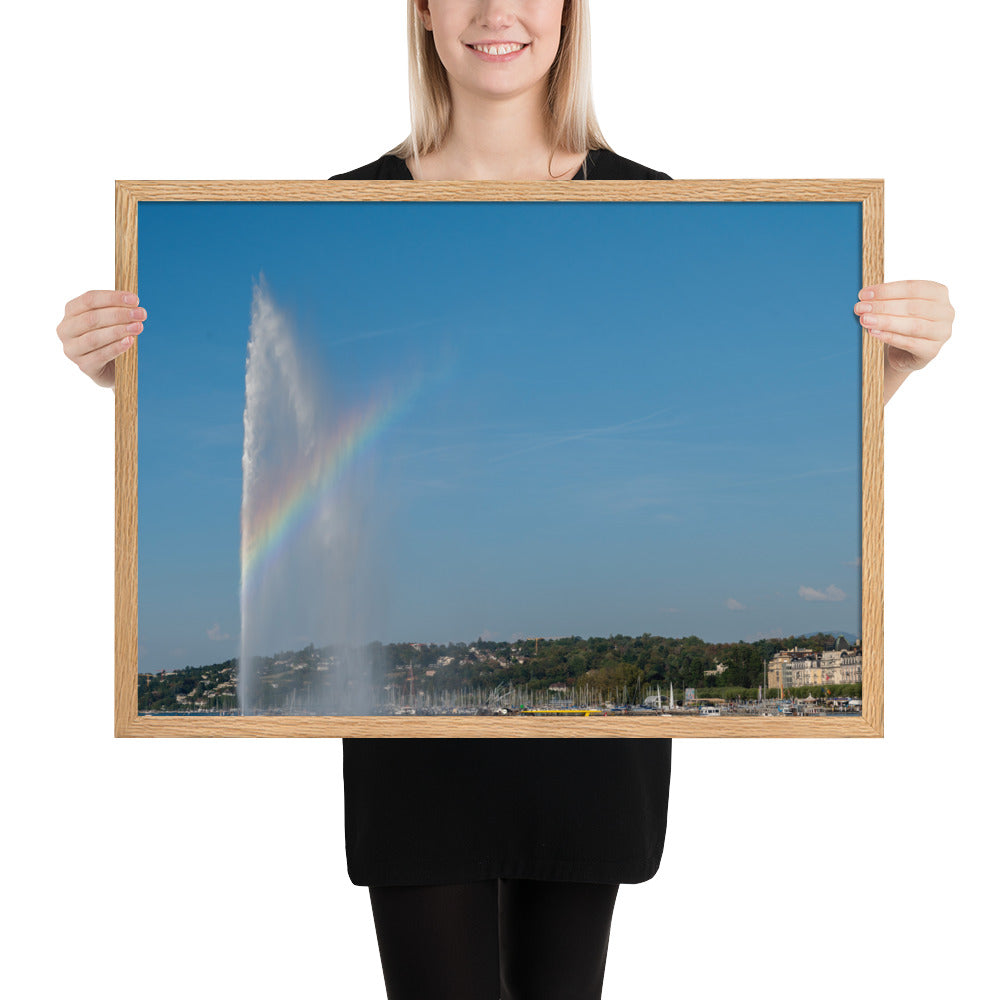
[207,624,231,641]
[726,598,746,611]
[843,556,861,567]
[798,584,847,602]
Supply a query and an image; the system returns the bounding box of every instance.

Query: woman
[56,2,953,997]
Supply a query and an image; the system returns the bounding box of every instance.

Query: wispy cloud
[486,406,681,464]
[207,624,231,641]
[326,318,442,348]
[798,584,846,602]
[843,556,861,567]
[726,598,746,611]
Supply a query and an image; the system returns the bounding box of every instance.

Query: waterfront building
[767,645,862,688]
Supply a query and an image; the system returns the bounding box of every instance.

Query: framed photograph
[114,179,883,738]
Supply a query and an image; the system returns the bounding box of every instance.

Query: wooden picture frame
[115,179,883,738]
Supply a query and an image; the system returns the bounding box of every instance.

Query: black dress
[329,147,673,887]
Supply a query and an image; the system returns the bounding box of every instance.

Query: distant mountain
[743,630,859,645]
[801,630,859,645]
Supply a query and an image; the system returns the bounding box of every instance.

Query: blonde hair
[385,0,613,178]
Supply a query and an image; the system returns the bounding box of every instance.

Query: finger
[854,297,954,322]
[865,326,940,361]
[58,305,147,348]
[858,280,949,302]
[60,316,144,359]
[65,320,145,361]
[857,313,946,341]
[77,333,137,379]
[62,289,139,320]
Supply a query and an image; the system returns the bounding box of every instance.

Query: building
[767,645,862,689]
[819,649,862,684]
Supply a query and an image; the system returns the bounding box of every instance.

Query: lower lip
[466,43,529,63]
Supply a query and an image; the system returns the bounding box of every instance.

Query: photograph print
[126,182,874,734]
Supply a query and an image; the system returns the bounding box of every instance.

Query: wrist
[883,356,910,405]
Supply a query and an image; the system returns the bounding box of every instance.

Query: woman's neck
[408,85,585,181]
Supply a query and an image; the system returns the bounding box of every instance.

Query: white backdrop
[4,2,996,997]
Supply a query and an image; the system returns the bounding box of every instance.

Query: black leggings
[368,878,620,1000]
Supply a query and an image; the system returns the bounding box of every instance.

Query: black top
[330,146,671,184]
[330,148,673,887]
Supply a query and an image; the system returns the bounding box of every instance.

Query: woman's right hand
[56,290,146,389]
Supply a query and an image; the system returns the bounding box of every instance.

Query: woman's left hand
[854,280,954,402]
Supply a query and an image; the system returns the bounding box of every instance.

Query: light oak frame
[115,179,884,738]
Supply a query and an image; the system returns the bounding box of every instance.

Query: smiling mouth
[466,42,529,56]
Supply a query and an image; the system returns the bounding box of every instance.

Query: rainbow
[239,375,421,600]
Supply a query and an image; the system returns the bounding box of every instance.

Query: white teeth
[471,43,526,55]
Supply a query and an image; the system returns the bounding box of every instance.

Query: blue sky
[137,198,862,672]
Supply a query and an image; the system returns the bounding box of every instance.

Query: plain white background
[4,2,996,997]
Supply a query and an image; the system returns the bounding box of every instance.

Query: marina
[138,639,864,718]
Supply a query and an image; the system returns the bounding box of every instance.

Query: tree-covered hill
[138,631,856,712]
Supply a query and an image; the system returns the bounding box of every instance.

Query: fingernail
[121,336,134,349]
[860,288,875,300]
[860,314,876,326]
[126,322,142,333]
[856,303,872,313]
[122,293,139,306]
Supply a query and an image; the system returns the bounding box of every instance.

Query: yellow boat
[520,708,601,717]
